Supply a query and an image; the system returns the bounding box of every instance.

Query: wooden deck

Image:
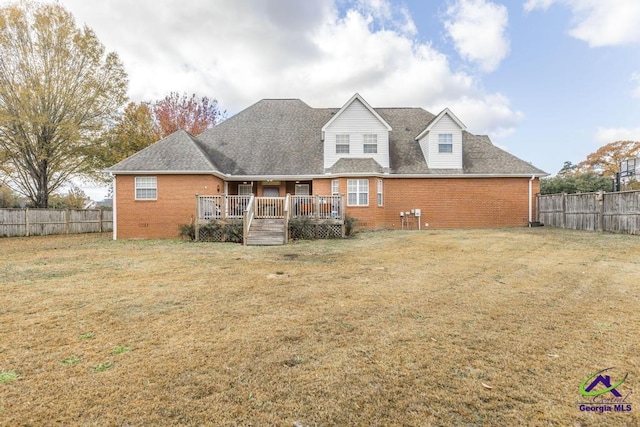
[195,194,345,245]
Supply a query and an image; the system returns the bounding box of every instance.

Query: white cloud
[54,0,521,137]
[444,0,510,73]
[525,0,640,46]
[594,127,640,144]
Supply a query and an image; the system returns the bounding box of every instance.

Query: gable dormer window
[336,134,350,154]
[363,134,378,153]
[438,133,453,153]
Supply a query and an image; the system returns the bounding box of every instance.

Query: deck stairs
[246,218,286,246]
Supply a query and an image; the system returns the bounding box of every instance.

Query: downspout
[111,173,117,240]
[528,174,535,226]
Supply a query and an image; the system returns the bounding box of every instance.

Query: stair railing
[242,194,256,246]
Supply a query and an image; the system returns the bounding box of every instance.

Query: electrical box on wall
[415,209,421,217]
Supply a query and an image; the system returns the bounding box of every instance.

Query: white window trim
[438,133,453,153]
[363,134,377,154]
[377,179,383,207]
[238,184,253,195]
[347,179,369,207]
[331,179,339,196]
[336,134,350,154]
[295,184,310,195]
[135,176,157,200]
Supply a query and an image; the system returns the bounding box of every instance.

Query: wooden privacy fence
[0,208,113,237]
[537,190,640,235]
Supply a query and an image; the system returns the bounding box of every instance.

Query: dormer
[415,108,465,169]
[322,93,392,170]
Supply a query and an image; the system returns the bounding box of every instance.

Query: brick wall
[115,174,223,239]
[116,175,540,238]
[315,176,539,230]
[383,177,538,229]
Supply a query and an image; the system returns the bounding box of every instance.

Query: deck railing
[290,195,344,220]
[198,194,344,222]
[254,197,286,219]
[197,195,251,220]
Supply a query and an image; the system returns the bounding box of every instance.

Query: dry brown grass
[1,228,639,426]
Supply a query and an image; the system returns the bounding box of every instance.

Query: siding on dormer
[323,99,390,170]
[417,114,463,169]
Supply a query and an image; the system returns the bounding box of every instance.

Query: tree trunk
[35,161,49,208]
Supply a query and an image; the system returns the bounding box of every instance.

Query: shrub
[181,220,243,243]
[223,220,243,243]
[344,215,358,237]
[178,223,195,240]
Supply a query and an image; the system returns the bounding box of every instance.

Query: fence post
[597,190,604,232]
[65,209,70,234]
[561,193,567,229]
[99,209,104,233]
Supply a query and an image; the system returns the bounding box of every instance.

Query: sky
[38,0,640,200]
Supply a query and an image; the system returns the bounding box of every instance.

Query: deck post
[341,195,346,237]
[223,195,227,220]
[284,193,291,244]
[195,194,200,241]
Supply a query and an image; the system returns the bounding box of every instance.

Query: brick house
[107,93,547,242]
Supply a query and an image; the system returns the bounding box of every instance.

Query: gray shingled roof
[197,99,331,175]
[108,98,547,177]
[107,129,220,172]
[329,158,385,174]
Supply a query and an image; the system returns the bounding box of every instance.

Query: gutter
[106,170,548,180]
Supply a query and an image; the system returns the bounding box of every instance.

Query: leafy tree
[0,2,128,207]
[0,184,21,207]
[575,141,640,177]
[153,92,225,137]
[557,161,577,177]
[97,102,160,168]
[48,185,88,209]
[541,172,613,195]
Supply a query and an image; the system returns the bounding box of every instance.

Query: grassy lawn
[0,228,639,426]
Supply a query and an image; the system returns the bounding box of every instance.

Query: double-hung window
[238,184,253,195]
[347,179,369,206]
[363,134,378,153]
[336,134,350,154]
[135,176,157,200]
[377,179,383,206]
[438,134,453,153]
